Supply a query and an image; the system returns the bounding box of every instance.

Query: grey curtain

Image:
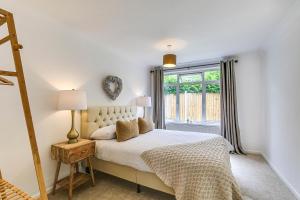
[151,67,166,129]
[221,60,245,154]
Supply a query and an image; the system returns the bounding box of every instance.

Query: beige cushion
[138,118,154,134]
[116,119,139,142]
[90,125,116,140]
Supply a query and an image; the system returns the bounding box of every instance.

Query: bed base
[91,158,174,195]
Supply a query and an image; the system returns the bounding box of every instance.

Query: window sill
[166,121,220,127]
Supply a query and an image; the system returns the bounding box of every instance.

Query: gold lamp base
[67,128,79,144]
[66,110,79,144]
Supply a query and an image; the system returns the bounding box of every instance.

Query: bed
[80,106,175,194]
[80,106,241,199]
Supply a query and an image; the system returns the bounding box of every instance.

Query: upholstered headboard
[80,106,137,139]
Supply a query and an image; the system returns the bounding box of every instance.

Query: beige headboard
[81,106,137,139]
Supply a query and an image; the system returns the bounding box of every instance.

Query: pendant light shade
[163,53,176,68]
[163,45,176,68]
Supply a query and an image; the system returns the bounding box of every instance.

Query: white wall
[235,52,264,153]
[0,4,149,196]
[260,1,300,197]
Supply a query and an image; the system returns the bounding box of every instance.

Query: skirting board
[245,149,262,156]
[244,150,262,155]
[261,153,300,200]
[32,170,70,199]
[32,186,53,199]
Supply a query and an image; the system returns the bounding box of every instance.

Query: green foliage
[180,83,202,93]
[164,86,176,94]
[205,70,220,81]
[206,84,220,93]
[164,71,221,94]
[164,75,177,84]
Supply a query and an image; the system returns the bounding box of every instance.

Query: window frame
[164,66,221,124]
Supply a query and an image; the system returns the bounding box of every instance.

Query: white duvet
[95,129,222,172]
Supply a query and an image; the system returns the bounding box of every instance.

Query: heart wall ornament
[103,75,123,100]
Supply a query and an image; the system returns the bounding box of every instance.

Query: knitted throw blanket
[141,137,242,200]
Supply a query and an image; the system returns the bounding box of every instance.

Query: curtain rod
[150,60,238,73]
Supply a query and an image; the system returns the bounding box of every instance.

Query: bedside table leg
[75,163,79,173]
[68,164,75,200]
[87,157,95,186]
[52,160,61,195]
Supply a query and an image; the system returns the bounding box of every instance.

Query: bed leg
[85,167,90,174]
[136,184,141,193]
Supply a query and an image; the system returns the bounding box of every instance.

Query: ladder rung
[0,70,17,77]
[0,35,10,45]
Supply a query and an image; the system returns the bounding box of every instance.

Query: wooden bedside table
[51,139,96,200]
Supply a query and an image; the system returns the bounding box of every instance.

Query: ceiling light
[163,45,176,68]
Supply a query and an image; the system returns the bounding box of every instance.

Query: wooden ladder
[0,8,48,200]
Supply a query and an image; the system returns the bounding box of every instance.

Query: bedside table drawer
[51,139,96,164]
[66,143,95,163]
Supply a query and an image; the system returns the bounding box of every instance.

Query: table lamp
[137,96,152,118]
[57,89,87,144]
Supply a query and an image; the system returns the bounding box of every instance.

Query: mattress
[95,129,220,172]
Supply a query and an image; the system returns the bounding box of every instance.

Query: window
[164,67,221,124]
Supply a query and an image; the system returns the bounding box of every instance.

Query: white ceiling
[3,0,297,66]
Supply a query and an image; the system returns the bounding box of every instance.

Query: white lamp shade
[137,96,152,107]
[57,90,87,110]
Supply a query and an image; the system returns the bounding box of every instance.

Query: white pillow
[91,125,116,140]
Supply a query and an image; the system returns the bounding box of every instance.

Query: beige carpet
[49,155,297,200]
